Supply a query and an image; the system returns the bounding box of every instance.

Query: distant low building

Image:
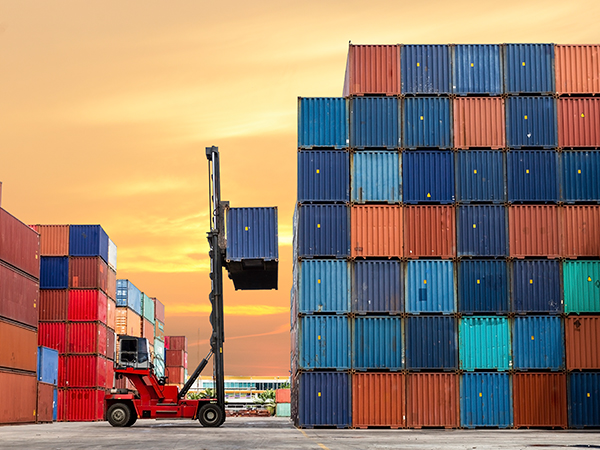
[191,376,289,408]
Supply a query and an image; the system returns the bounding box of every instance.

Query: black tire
[107,403,131,427]
[198,403,223,427]
[125,412,137,427]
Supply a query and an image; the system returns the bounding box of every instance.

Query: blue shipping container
[458,260,509,314]
[459,317,511,371]
[298,151,349,203]
[37,346,59,385]
[53,388,57,421]
[403,97,452,149]
[226,207,278,261]
[461,373,512,428]
[455,151,505,203]
[402,45,451,94]
[297,205,349,258]
[299,315,351,370]
[406,260,455,314]
[116,279,142,315]
[561,151,600,203]
[40,256,69,289]
[457,205,507,257]
[351,151,401,203]
[353,317,403,370]
[506,96,557,149]
[352,260,403,314]
[507,151,559,202]
[350,97,400,149]
[513,316,564,370]
[298,97,349,149]
[403,151,455,204]
[406,316,457,370]
[512,260,561,313]
[504,44,555,94]
[69,225,109,264]
[569,372,600,428]
[298,260,350,314]
[298,371,351,428]
[452,44,503,95]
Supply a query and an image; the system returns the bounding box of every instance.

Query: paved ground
[0,417,598,450]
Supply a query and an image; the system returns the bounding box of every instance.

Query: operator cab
[117,336,151,370]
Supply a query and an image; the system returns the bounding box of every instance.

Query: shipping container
[558,98,600,149]
[407,373,459,428]
[37,346,59,385]
[403,97,452,149]
[115,307,141,337]
[352,372,405,428]
[457,205,507,257]
[561,151,600,203]
[351,205,403,258]
[56,389,65,422]
[141,293,155,324]
[107,297,116,330]
[297,371,351,428]
[0,208,40,279]
[154,298,165,323]
[107,238,117,271]
[351,151,401,203]
[107,328,115,361]
[67,322,107,356]
[513,373,567,428]
[36,225,69,256]
[226,207,278,261]
[562,206,600,258]
[353,317,403,370]
[406,260,455,314]
[155,320,165,341]
[460,372,512,428]
[64,388,105,422]
[458,260,509,314]
[507,151,559,202]
[38,322,66,354]
[350,97,400,149]
[406,316,457,370]
[65,355,108,388]
[298,97,349,149]
[107,267,116,300]
[39,289,67,322]
[459,317,511,371]
[298,260,350,314]
[153,338,165,378]
[404,206,456,258]
[276,403,291,417]
[297,151,350,203]
[166,366,185,385]
[0,319,37,372]
[452,44,503,95]
[402,45,451,95]
[0,370,37,424]
[504,44,555,94]
[352,260,403,314]
[453,97,505,149]
[456,151,505,203]
[565,316,600,370]
[69,225,109,264]
[276,389,290,403]
[402,151,455,204]
[40,256,69,289]
[508,205,561,258]
[555,45,600,95]
[343,44,401,97]
[168,336,188,352]
[142,317,154,342]
[568,372,600,428]
[166,349,186,367]
[67,290,108,323]
[0,262,39,327]
[506,96,557,149]
[563,261,600,313]
[116,279,142,315]
[296,205,349,258]
[298,315,351,370]
[36,381,55,423]
[513,316,564,370]
[512,260,561,313]
[53,387,57,421]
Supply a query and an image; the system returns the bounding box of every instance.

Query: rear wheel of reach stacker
[107,403,132,427]
[198,403,223,427]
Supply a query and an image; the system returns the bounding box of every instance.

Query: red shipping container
[35,225,69,256]
[154,298,165,323]
[164,336,170,349]
[343,44,401,97]
[39,289,68,322]
[115,376,136,391]
[562,206,600,258]
[106,360,115,389]
[107,298,116,331]
[404,206,456,258]
[67,322,107,356]
[0,208,40,279]
[0,262,39,328]
[68,290,107,323]
[64,388,105,422]
[275,389,291,404]
[166,349,186,368]
[509,205,561,258]
[107,267,116,300]
[0,370,37,424]
[558,98,600,148]
[168,336,188,352]
[166,366,185,385]
[353,372,405,429]
[0,319,38,372]
[69,256,108,293]
[565,316,600,370]
[58,355,67,387]
[351,206,403,258]
[107,328,116,361]
[407,373,458,428]
[65,355,108,388]
[36,381,55,423]
[56,389,65,422]
[453,97,506,149]
[555,45,600,95]
[38,322,67,354]
[142,317,154,342]
[513,373,567,428]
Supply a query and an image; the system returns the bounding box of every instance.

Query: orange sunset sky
[1,1,599,376]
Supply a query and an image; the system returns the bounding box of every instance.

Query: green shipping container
[459,317,511,371]
[141,293,155,324]
[564,261,600,313]
[276,403,291,417]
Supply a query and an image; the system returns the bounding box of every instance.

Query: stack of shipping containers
[165,336,188,387]
[292,43,600,429]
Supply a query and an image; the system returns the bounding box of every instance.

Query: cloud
[168,304,289,316]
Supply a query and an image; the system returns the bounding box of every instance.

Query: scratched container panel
[555,45,600,95]
[504,44,555,95]
[353,317,403,370]
[403,151,455,204]
[558,98,600,149]
[456,151,505,203]
[350,97,400,149]
[452,44,503,95]
[297,205,349,258]
[460,372,513,428]
[404,206,456,258]
[343,44,401,97]
[507,151,559,202]
[513,373,567,428]
[453,97,506,149]
[459,317,511,371]
[458,260,509,314]
[513,316,564,370]
[402,45,451,94]
[297,150,350,203]
[298,260,350,314]
[457,205,507,257]
[297,97,349,149]
[403,97,453,149]
[563,261,600,314]
[351,151,401,203]
[568,372,600,428]
[512,260,562,313]
[406,260,455,314]
[352,260,403,314]
[298,371,351,428]
[561,151,600,203]
[506,96,557,149]
[406,316,458,370]
[298,315,351,370]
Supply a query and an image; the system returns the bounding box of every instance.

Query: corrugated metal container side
[115,307,142,337]
[343,45,401,97]
[0,320,38,372]
[352,373,405,428]
[406,316,457,370]
[350,97,400,149]
[406,260,455,314]
[568,372,600,428]
[107,328,116,361]
[141,293,155,324]
[452,44,503,95]
[508,205,561,258]
[107,238,117,271]
[65,355,108,388]
[459,317,511,371]
[453,97,505,149]
[67,322,107,356]
[458,260,509,314]
[513,373,567,428]
[0,208,40,279]
[36,225,69,256]
[67,290,108,323]
[69,257,108,292]
[457,205,507,257]
[561,151,600,202]
[40,256,69,289]
[558,98,600,149]
[166,349,186,367]
[563,261,600,313]
[353,317,403,370]
[56,389,65,422]
[403,97,452,149]
[352,260,403,314]
[0,263,39,327]
[351,151,401,203]
[512,260,561,313]
[37,346,59,385]
[402,151,455,204]
[461,372,512,428]
[513,316,564,370]
[226,207,278,261]
[276,389,291,404]
[36,381,55,423]
[107,298,116,331]
[276,403,291,417]
[299,315,351,370]
[404,206,456,258]
[504,44,555,94]
[297,205,349,258]
[52,387,57,421]
[298,371,351,428]
[107,267,116,300]
[68,225,109,264]
[298,98,349,149]
[506,96,557,149]
[155,320,165,341]
[351,206,402,258]
[507,151,559,202]
[562,206,600,258]
[401,45,451,94]
[297,151,350,203]
[167,336,188,351]
[38,322,66,354]
[64,389,105,422]
[0,370,37,424]
[142,318,155,342]
[456,151,505,203]
[565,316,600,370]
[298,260,350,314]
[116,279,142,315]
[407,373,459,428]
[154,298,165,323]
[39,290,68,322]
[555,45,600,95]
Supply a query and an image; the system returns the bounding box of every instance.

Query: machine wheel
[125,413,137,427]
[107,403,131,427]
[198,403,223,427]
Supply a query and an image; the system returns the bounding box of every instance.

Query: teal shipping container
[141,293,155,324]
[298,260,350,314]
[351,151,401,203]
[459,317,511,371]
[563,261,600,313]
[276,403,291,417]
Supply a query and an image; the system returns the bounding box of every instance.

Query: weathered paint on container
[38,322,66,354]
[403,97,452,149]
[141,293,155,324]
[508,205,561,258]
[297,151,350,203]
[563,261,600,313]
[64,388,105,422]
[350,97,400,149]
[561,151,600,202]
[0,370,37,424]
[0,320,37,372]
[107,267,116,300]
[453,97,505,149]
[298,315,350,370]
[69,257,108,292]
[407,373,459,428]
[512,260,561,313]
[406,316,457,370]
[507,151,559,202]
[166,349,187,367]
[65,355,108,388]
[40,256,69,289]
[506,96,557,149]
[0,208,40,279]
[297,371,351,428]
[406,260,455,314]
[343,44,401,97]
[67,290,108,323]
[69,225,109,264]
[513,316,564,370]
[457,205,507,257]
[39,290,67,322]
[67,322,107,356]
[456,151,505,204]
[352,260,403,314]
[107,238,117,271]
[297,205,349,258]
[37,346,59,385]
[351,151,401,203]
[106,298,116,331]
[0,262,39,327]
[36,225,69,256]
[353,317,403,370]
[460,372,512,428]
[458,260,509,314]
[459,317,511,371]
[298,260,350,314]
[402,45,451,95]
[154,298,165,323]
[452,44,503,95]
[116,279,142,315]
[352,373,405,428]
[558,98,600,148]
[565,316,600,370]
[562,206,600,257]
[351,205,402,258]
[226,207,278,261]
[402,151,455,204]
[404,206,456,258]
[298,97,349,149]
[568,372,600,427]
[36,381,55,423]
[513,373,567,428]
[504,44,555,94]
[167,336,187,351]
[115,307,141,337]
[555,45,600,95]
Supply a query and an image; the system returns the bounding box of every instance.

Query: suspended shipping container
[226,207,278,261]
[503,44,555,95]
[565,316,600,370]
[36,225,69,256]
[297,150,350,203]
[459,317,511,371]
[508,205,561,258]
[352,373,405,428]
[67,290,107,323]
[0,262,39,327]
[555,45,600,95]
[512,260,561,313]
[404,206,456,258]
[452,44,503,95]
[407,373,459,428]
[562,206,600,258]
[69,225,109,264]
[457,205,507,257]
[353,317,403,370]
[116,279,142,315]
[406,260,455,314]
[352,260,403,314]
[402,151,455,204]
[458,260,509,314]
[563,260,600,313]
[298,97,349,149]
[507,151,559,202]
[350,205,403,258]
[513,373,567,429]
[0,319,37,372]
[401,45,451,95]
[568,372,600,428]
[350,97,400,149]
[0,208,40,279]
[461,372,512,428]
[298,315,350,370]
[403,97,452,149]
[561,150,600,203]
[405,316,457,370]
[513,316,564,370]
[298,260,350,314]
[40,256,69,289]
[453,97,505,149]
[558,98,600,149]
[343,44,401,97]
[351,151,400,203]
[296,204,349,258]
[296,371,351,428]
[455,151,505,203]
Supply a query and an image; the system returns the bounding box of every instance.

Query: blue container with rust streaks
[40,256,69,289]
[351,151,401,203]
[458,260,509,314]
[512,260,561,313]
[561,151,600,203]
[403,97,452,149]
[298,371,351,428]
[452,44,503,95]
[298,260,350,314]
[406,260,455,314]
[353,316,403,370]
[406,316,457,370]
[296,205,349,258]
[402,45,451,94]
[352,260,403,314]
[457,205,507,257]
[459,317,511,371]
[298,151,350,203]
[568,372,600,427]
[297,97,349,149]
[461,372,512,428]
[513,316,564,370]
[350,97,400,149]
[507,150,559,202]
[403,151,455,204]
[455,151,505,203]
[506,96,557,149]
[298,315,351,370]
[504,44,555,95]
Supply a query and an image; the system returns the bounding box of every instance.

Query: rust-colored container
[69,256,108,293]
[0,319,37,372]
[38,322,67,354]
[168,336,188,352]
[114,376,136,391]
[404,206,456,258]
[513,373,567,428]
[64,388,105,422]
[276,389,291,403]
[142,317,154,342]
[558,98,600,148]
[0,208,40,279]
[115,307,141,337]
[353,372,406,429]
[562,206,600,258]
[0,370,37,424]
[107,298,116,331]
[351,206,402,258]
[453,97,506,149]
[166,366,185,385]
[36,381,55,423]
[407,373,459,428]
[565,316,600,370]
[165,349,186,368]
[68,290,107,323]
[555,45,600,95]
[154,298,165,323]
[35,225,69,256]
[67,322,107,356]
[509,205,561,258]
[107,267,116,300]
[107,328,115,361]
[39,289,68,322]
[0,262,39,328]
[343,44,401,97]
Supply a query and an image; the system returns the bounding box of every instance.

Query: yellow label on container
[524,115,528,120]
[417,62,420,67]
[471,63,474,67]
[578,170,582,174]
[581,113,585,118]
[588,393,591,397]
[420,116,424,120]
[318,392,321,397]
[317,279,321,284]
[317,224,320,228]
[588,277,592,282]
[526,169,529,174]
[423,280,427,284]
[245,226,249,231]
[531,336,535,340]
[479,393,482,397]
[522,62,526,66]
[316,169,320,174]
[427,193,431,198]
[474,169,477,174]
[473,224,476,228]
[530,279,533,284]
[477,279,480,284]
[318,335,321,340]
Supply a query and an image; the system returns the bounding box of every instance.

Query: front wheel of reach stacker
[107,403,131,427]
[198,403,223,427]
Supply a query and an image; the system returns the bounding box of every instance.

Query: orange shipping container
[351,206,402,258]
[565,316,600,370]
[166,366,185,385]
[558,98,600,148]
[0,370,37,424]
[513,373,567,428]
[509,205,561,258]
[562,206,600,258]
[555,45,600,95]
[353,372,405,429]
[35,225,69,256]
[107,298,116,331]
[404,206,455,258]
[453,97,506,149]
[36,381,55,423]
[142,317,154,342]
[343,44,401,97]
[115,307,141,337]
[275,389,291,404]
[107,267,116,300]
[39,290,68,322]
[0,319,37,372]
[407,373,458,428]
